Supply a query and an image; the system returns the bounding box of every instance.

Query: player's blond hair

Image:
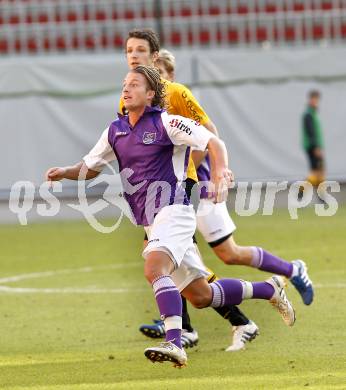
[132,65,166,108]
[156,48,176,75]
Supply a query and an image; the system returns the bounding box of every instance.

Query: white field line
[0,263,147,294]
[0,263,140,284]
[0,286,147,294]
[0,266,345,294]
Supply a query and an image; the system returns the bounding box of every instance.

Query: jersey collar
[118,105,164,120]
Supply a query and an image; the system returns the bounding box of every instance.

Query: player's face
[310,96,320,109]
[122,72,154,111]
[126,38,158,69]
[155,61,174,81]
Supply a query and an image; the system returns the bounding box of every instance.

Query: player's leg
[143,204,198,367]
[139,234,167,339]
[172,241,258,353]
[194,241,245,320]
[300,169,323,198]
[144,250,182,347]
[139,233,197,347]
[171,241,294,326]
[197,200,260,350]
[299,149,316,199]
[214,236,314,305]
[139,297,198,347]
[209,283,259,351]
[143,250,187,367]
[316,170,327,203]
[314,154,326,202]
[299,148,325,201]
[195,244,259,351]
[145,224,294,367]
[197,199,314,305]
[181,274,295,327]
[206,270,250,326]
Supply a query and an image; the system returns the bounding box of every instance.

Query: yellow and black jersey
[118,79,210,183]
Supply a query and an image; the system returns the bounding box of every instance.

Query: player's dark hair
[309,90,321,99]
[126,29,160,54]
[132,65,166,108]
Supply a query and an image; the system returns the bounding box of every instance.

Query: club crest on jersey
[143,132,156,144]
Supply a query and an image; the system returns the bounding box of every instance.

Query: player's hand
[210,168,234,203]
[45,167,67,182]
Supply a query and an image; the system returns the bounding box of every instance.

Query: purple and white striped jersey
[83,106,214,226]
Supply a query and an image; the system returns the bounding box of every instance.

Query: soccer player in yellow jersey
[120,29,258,352]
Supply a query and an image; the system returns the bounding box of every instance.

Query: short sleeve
[168,82,210,125]
[164,114,215,151]
[83,128,117,171]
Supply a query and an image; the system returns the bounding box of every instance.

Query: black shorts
[307,148,324,171]
[209,233,232,248]
[184,177,197,201]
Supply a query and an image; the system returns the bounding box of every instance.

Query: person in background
[299,90,326,200]
[155,48,175,81]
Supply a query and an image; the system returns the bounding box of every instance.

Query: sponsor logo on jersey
[181,91,202,123]
[169,118,192,135]
[148,238,160,244]
[143,132,156,144]
[116,131,128,136]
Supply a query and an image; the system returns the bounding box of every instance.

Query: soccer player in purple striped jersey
[45,66,296,368]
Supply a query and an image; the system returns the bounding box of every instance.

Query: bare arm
[204,120,219,137]
[207,136,234,203]
[45,161,100,182]
[192,120,220,169]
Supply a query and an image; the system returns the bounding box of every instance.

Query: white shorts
[143,204,210,292]
[196,199,236,244]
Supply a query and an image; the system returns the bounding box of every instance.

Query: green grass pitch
[0,206,345,389]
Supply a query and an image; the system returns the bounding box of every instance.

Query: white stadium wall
[1,46,346,195]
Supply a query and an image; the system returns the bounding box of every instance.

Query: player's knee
[215,244,242,265]
[144,264,157,283]
[190,295,209,309]
[229,246,243,264]
[144,259,164,283]
[144,252,175,283]
[188,290,212,309]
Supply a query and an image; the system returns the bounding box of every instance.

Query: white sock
[164,316,182,331]
[241,281,253,299]
[291,263,299,278]
[250,247,263,268]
